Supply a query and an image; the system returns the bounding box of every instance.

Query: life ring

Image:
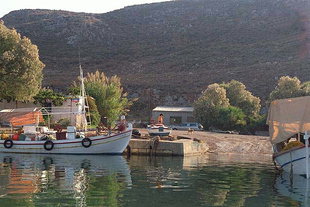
[4,139,13,149]
[81,138,92,148]
[44,140,54,151]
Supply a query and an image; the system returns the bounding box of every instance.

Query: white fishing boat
[268,96,310,176]
[147,113,171,136]
[0,66,132,155]
[0,129,132,154]
[147,124,171,137]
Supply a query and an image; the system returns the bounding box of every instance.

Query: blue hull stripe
[280,156,307,168]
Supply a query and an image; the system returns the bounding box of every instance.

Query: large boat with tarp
[268,96,310,176]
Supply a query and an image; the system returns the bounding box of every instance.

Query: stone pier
[128,138,208,156]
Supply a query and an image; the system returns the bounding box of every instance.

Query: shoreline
[132,128,272,159]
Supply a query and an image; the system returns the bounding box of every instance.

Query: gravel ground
[137,128,273,156]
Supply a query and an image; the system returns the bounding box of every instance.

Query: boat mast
[80,64,86,110]
[78,48,86,117]
[79,64,87,130]
[78,48,91,130]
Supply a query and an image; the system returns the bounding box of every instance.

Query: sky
[0,0,173,18]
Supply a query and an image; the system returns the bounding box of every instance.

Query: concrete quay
[127,129,273,157]
[128,138,208,156]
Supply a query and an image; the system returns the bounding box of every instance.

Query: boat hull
[147,125,171,137]
[274,146,309,175]
[148,128,170,137]
[148,132,170,136]
[0,130,132,155]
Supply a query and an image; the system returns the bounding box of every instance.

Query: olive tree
[301,81,310,96]
[193,83,229,129]
[194,81,262,133]
[0,21,44,102]
[216,106,246,131]
[268,76,303,103]
[221,80,261,117]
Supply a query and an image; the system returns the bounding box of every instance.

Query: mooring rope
[149,136,160,156]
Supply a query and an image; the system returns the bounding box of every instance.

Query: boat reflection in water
[0,153,131,207]
[275,172,310,206]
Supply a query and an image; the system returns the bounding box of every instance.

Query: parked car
[170,123,203,131]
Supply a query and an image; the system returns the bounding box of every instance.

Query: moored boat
[0,129,132,154]
[267,96,310,176]
[147,113,171,136]
[147,124,171,137]
[0,65,132,155]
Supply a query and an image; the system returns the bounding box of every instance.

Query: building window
[170,116,182,124]
[187,116,195,122]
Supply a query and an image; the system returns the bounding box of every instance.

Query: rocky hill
[2,0,310,118]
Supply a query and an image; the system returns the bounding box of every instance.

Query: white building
[51,96,87,128]
[151,106,194,125]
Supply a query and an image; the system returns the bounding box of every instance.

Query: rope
[149,136,160,156]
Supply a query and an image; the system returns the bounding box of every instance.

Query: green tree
[268,76,303,103]
[33,88,65,107]
[87,96,100,126]
[301,81,310,96]
[84,71,131,127]
[194,81,262,133]
[67,84,80,96]
[246,114,267,134]
[193,83,229,129]
[221,80,261,117]
[0,21,44,102]
[215,106,246,131]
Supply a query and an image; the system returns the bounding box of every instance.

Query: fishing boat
[267,96,310,177]
[0,66,132,155]
[147,113,171,136]
[147,124,171,137]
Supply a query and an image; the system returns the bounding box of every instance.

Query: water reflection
[125,156,295,207]
[0,154,131,207]
[275,172,310,207]
[0,153,306,207]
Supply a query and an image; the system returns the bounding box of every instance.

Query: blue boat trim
[280,156,307,168]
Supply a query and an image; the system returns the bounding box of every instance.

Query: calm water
[0,153,308,207]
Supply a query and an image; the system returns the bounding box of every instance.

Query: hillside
[1,0,310,117]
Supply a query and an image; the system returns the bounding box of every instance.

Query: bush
[57,118,71,127]
[245,114,267,134]
[215,106,246,131]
